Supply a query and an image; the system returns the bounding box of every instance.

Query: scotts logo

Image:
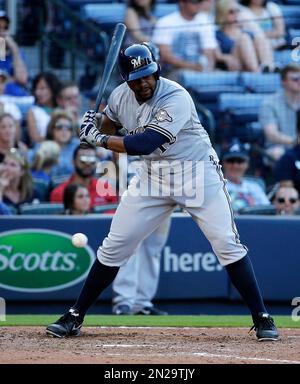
[0,230,95,292]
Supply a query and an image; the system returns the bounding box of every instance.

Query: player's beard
[136,87,155,102]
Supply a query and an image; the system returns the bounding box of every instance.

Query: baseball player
[112,216,170,315]
[46,43,279,341]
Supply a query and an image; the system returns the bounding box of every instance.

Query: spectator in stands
[45,110,79,178]
[31,140,60,201]
[50,145,118,209]
[0,70,22,122]
[0,171,12,215]
[0,113,27,163]
[215,0,272,71]
[124,0,157,46]
[222,141,270,213]
[0,148,38,211]
[274,109,300,194]
[259,63,300,160]
[63,183,91,215]
[272,186,299,215]
[239,0,286,50]
[152,0,218,79]
[0,11,28,94]
[56,82,82,128]
[27,72,61,144]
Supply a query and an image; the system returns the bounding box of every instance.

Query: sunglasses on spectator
[225,157,246,164]
[79,155,97,164]
[276,197,298,204]
[54,123,73,131]
[289,75,300,82]
[228,8,240,14]
[186,0,201,4]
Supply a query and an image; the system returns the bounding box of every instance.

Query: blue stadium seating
[179,72,244,115]
[219,93,269,112]
[238,205,277,215]
[81,3,177,33]
[279,5,300,29]
[19,203,65,215]
[274,49,294,66]
[240,73,281,93]
[283,0,300,4]
[218,93,266,142]
[287,28,300,48]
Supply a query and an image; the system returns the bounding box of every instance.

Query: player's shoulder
[108,82,130,102]
[158,77,189,98]
[111,82,128,96]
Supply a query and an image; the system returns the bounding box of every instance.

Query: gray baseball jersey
[104,77,212,163]
[99,77,247,269]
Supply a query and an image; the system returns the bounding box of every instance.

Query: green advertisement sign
[0,229,95,292]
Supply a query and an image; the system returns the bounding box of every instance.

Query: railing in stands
[37,0,109,81]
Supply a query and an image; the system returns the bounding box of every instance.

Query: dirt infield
[0,327,299,364]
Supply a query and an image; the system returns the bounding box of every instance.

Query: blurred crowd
[0,0,300,216]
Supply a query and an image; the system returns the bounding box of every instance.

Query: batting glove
[80,110,109,147]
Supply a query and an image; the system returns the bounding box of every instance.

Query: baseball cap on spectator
[222,142,250,162]
[0,11,9,26]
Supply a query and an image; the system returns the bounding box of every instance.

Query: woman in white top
[239,0,286,50]
[27,72,61,144]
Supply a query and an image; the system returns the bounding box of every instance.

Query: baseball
[72,233,88,248]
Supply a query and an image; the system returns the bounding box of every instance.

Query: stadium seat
[179,71,242,89]
[283,0,300,4]
[287,28,300,45]
[274,49,294,66]
[217,93,266,142]
[81,3,176,33]
[219,93,266,113]
[240,73,281,93]
[92,203,119,214]
[0,96,34,118]
[32,178,51,202]
[279,5,300,29]
[190,97,216,143]
[179,72,243,115]
[238,205,277,215]
[19,203,65,215]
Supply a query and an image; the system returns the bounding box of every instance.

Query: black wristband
[101,135,110,149]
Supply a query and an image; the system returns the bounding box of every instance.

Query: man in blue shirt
[0,11,28,96]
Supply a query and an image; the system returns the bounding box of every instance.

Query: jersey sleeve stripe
[146,124,175,142]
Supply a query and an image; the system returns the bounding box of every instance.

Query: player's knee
[212,238,247,265]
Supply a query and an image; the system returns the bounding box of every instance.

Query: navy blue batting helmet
[118,43,160,82]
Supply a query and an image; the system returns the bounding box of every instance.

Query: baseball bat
[94,23,127,112]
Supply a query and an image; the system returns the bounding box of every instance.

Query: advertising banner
[0,215,299,302]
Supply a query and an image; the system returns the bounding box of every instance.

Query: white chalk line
[102,344,153,348]
[98,326,300,331]
[102,351,300,364]
[193,352,300,364]
[92,343,300,364]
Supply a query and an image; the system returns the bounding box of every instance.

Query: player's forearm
[96,136,127,153]
[95,130,168,155]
